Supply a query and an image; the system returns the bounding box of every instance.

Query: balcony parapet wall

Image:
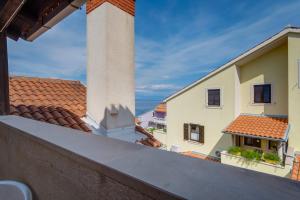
[0,116,299,200]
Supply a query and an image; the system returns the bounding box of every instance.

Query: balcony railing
[150,117,166,125]
[0,116,299,200]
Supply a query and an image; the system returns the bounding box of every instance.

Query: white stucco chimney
[86,0,135,131]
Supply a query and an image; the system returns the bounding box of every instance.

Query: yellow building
[164,27,300,178]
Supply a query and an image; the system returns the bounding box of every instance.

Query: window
[268,140,278,151]
[190,124,200,142]
[183,123,204,143]
[253,84,271,103]
[244,137,261,148]
[148,121,155,128]
[157,124,165,130]
[235,135,241,147]
[207,89,220,106]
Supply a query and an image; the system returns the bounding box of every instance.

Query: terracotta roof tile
[181,151,220,162]
[9,76,86,118]
[8,76,157,146]
[154,103,166,113]
[79,123,93,132]
[135,118,141,125]
[223,114,288,140]
[9,76,91,133]
[292,154,300,181]
[10,104,91,132]
[135,125,162,148]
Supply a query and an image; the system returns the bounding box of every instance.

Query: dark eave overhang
[0,0,27,33]
[0,0,85,41]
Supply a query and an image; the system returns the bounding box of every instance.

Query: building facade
[164,27,300,177]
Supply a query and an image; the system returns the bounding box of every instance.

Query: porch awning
[222,114,289,141]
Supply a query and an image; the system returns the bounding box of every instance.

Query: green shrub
[147,127,156,134]
[263,152,281,163]
[241,149,262,161]
[228,146,241,155]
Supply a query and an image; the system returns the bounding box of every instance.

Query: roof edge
[239,113,288,119]
[222,131,285,142]
[221,113,290,141]
[164,27,300,102]
[10,75,84,85]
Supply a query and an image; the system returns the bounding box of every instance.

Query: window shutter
[199,125,204,143]
[235,135,240,147]
[183,123,189,140]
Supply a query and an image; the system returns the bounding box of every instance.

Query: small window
[254,84,271,103]
[244,137,261,148]
[190,124,200,142]
[183,123,204,143]
[207,89,220,106]
[268,140,278,151]
[157,124,165,130]
[235,135,241,147]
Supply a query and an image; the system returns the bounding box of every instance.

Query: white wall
[87,2,135,130]
[166,65,238,157]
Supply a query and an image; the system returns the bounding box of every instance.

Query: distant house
[149,103,167,131]
[138,110,154,128]
[138,103,167,147]
[164,27,300,179]
[138,103,167,131]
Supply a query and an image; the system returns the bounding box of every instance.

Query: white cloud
[136,84,181,93]
[136,1,300,91]
[8,7,86,81]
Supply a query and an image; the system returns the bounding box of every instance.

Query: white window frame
[190,125,200,142]
[184,123,204,145]
[251,83,274,105]
[205,87,223,108]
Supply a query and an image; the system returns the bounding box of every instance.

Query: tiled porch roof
[223,114,289,140]
[292,154,300,181]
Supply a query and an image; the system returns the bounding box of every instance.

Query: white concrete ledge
[0,116,299,200]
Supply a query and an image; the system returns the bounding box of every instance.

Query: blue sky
[8,0,300,102]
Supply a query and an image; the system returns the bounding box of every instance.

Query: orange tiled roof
[135,117,141,125]
[292,154,300,181]
[9,76,91,132]
[10,76,86,118]
[223,114,288,140]
[9,76,160,146]
[155,103,166,113]
[181,151,220,162]
[135,125,162,148]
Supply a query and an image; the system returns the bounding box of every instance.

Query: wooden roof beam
[0,0,27,32]
[25,0,85,41]
[0,0,26,32]
[0,32,10,115]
